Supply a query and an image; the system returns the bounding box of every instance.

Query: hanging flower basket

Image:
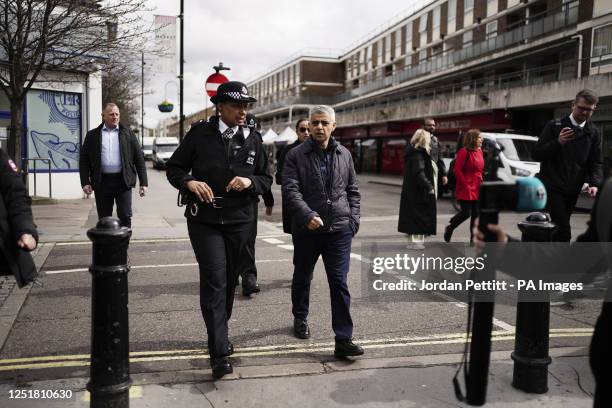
[158,100,174,113]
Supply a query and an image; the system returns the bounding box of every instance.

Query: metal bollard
[86,217,132,408]
[511,212,556,394]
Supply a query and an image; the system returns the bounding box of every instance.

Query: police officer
[239,113,274,295]
[0,148,38,287]
[166,81,272,379]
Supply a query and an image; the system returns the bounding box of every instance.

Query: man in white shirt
[532,89,603,242]
[79,103,148,228]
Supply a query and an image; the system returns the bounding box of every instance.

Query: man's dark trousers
[187,220,250,358]
[291,227,354,340]
[94,173,132,228]
[546,189,580,242]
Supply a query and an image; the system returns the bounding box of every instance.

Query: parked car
[141,136,155,160]
[481,132,540,181]
[152,137,179,169]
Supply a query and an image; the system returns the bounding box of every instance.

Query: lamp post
[141,51,145,146]
[179,0,184,141]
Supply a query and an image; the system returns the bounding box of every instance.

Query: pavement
[0,168,599,407]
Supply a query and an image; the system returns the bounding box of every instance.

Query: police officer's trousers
[237,202,259,281]
[187,220,250,358]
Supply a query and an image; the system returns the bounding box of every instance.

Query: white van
[141,136,155,160]
[152,137,179,169]
[481,133,540,182]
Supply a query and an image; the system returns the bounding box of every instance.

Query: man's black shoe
[293,318,310,339]
[242,275,260,296]
[334,339,364,358]
[211,357,233,379]
[228,341,234,355]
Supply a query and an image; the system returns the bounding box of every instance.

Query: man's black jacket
[166,117,272,225]
[275,139,300,185]
[79,123,148,190]
[0,149,38,287]
[532,115,602,195]
[282,137,360,235]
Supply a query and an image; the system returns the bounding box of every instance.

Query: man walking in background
[532,89,602,242]
[79,103,148,228]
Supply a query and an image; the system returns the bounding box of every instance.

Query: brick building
[249,0,612,174]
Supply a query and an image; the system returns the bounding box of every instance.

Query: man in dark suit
[532,89,603,242]
[79,103,148,228]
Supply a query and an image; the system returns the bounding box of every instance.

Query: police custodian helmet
[210,81,257,104]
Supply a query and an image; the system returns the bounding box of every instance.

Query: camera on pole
[454,176,547,405]
[86,217,132,408]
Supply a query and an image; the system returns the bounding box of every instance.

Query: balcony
[337,1,579,102]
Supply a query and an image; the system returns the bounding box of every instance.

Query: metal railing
[24,158,52,199]
[335,59,578,126]
[338,2,579,100]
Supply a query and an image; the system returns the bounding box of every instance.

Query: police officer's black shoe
[242,275,260,296]
[228,341,234,355]
[334,339,364,358]
[293,318,310,339]
[211,357,233,379]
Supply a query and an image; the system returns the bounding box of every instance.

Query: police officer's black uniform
[166,82,271,378]
[238,114,274,295]
[0,148,38,286]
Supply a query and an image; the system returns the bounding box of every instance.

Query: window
[366,45,373,70]
[405,22,412,50]
[448,0,456,19]
[419,15,428,47]
[486,21,498,38]
[385,33,392,62]
[463,30,473,47]
[419,15,427,32]
[376,39,383,66]
[487,0,497,17]
[592,24,612,70]
[433,6,441,41]
[464,0,474,12]
[419,49,427,62]
[448,0,457,33]
[395,27,403,58]
[433,7,440,29]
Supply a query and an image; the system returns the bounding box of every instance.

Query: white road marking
[262,238,284,245]
[278,244,294,250]
[44,259,291,275]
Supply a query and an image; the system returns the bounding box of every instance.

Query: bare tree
[102,54,141,128]
[0,0,152,167]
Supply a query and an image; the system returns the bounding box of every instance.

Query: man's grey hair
[575,89,598,105]
[103,102,119,112]
[310,105,335,122]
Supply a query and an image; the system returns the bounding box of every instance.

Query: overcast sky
[141,0,429,128]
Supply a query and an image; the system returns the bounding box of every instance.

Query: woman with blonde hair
[398,129,437,246]
[444,129,484,243]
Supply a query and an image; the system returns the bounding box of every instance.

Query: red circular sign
[205,73,229,97]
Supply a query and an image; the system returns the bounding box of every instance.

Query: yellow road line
[0,330,593,372]
[83,386,142,401]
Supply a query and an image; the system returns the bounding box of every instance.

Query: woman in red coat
[444,129,484,242]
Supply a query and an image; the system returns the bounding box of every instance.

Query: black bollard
[512,212,556,394]
[86,217,132,408]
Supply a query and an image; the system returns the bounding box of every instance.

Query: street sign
[205,73,229,98]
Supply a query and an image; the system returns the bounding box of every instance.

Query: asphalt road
[0,163,598,383]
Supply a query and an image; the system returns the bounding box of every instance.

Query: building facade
[249,0,612,175]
